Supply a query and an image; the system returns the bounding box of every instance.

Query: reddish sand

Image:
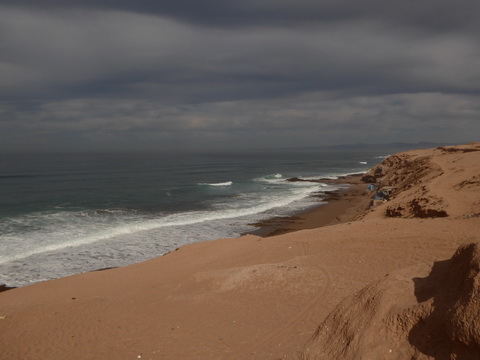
[1,143,480,360]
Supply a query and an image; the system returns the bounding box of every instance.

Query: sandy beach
[1,143,480,360]
[248,174,371,237]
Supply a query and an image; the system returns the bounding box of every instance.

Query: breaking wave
[199,181,233,186]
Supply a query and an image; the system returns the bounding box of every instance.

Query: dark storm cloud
[1,7,478,103]
[7,0,480,34]
[1,1,479,151]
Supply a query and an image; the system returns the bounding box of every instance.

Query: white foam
[253,173,288,184]
[256,178,285,185]
[0,153,385,287]
[359,161,367,164]
[199,181,233,186]
[0,183,324,265]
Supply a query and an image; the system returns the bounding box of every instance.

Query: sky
[1,1,479,152]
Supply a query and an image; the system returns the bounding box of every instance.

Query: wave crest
[199,181,233,186]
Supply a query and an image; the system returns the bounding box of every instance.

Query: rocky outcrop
[364,153,450,218]
[361,167,384,183]
[385,196,448,218]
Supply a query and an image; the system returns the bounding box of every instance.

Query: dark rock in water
[287,174,364,184]
[285,177,319,183]
[285,177,336,183]
[0,284,15,293]
[93,267,117,272]
[321,191,341,201]
[285,177,304,182]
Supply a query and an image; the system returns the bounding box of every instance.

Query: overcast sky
[1,1,479,152]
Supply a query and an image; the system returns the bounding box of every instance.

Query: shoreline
[0,284,14,293]
[0,174,370,292]
[248,173,371,237]
[2,143,480,359]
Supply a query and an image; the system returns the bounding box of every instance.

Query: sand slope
[300,241,480,359]
[1,143,480,360]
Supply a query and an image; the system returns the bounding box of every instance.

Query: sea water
[0,150,387,287]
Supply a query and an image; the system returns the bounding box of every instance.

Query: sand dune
[1,143,479,360]
[300,241,480,359]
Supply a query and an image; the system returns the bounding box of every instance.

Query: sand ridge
[300,240,480,359]
[1,143,480,359]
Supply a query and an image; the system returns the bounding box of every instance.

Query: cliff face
[363,143,480,219]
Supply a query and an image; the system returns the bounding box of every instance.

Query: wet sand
[249,174,371,237]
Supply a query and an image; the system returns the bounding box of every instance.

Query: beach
[0,150,375,288]
[249,174,371,236]
[1,143,480,359]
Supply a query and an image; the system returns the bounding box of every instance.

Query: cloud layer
[1,1,479,151]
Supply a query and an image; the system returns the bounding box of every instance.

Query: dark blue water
[0,150,387,286]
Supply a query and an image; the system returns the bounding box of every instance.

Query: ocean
[0,149,387,287]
